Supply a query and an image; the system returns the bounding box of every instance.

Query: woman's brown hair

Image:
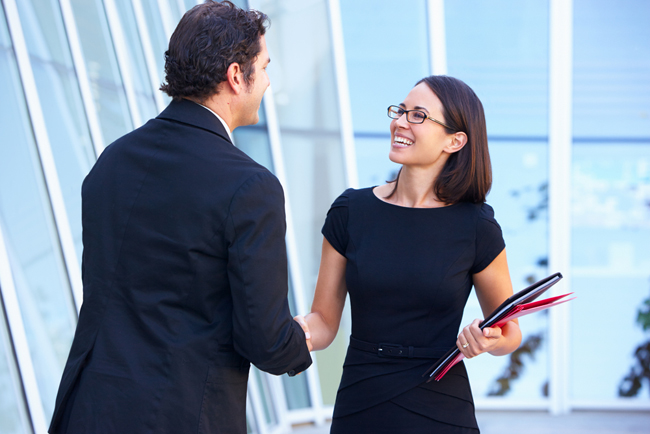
[389,75,492,204]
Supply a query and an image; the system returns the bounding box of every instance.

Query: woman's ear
[445,131,468,154]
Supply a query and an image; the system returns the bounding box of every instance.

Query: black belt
[349,336,447,359]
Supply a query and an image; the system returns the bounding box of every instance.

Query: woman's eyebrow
[414,105,429,113]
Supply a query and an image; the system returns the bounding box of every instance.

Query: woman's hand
[456,318,503,359]
[293,315,313,352]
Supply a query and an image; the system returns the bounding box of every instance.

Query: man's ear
[445,131,468,154]
[226,62,245,95]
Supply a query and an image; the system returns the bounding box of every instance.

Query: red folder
[423,273,574,382]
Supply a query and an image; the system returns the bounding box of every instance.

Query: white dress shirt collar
[196,103,234,144]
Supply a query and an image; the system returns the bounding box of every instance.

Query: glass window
[571,144,650,402]
[0,288,32,434]
[69,0,133,144]
[340,0,429,188]
[446,0,550,401]
[15,0,97,259]
[446,0,550,137]
[573,0,650,138]
[113,0,160,121]
[251,369,278,427]
[158,0,184,25]
[0,6,77,420]
[259,0,347,308]
[233,105,274,172]
[182,0,198,12]
[572,0,650,403]
[259,0,348,408]
[139,0,169,91]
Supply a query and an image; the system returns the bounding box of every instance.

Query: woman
[295,76,522,433]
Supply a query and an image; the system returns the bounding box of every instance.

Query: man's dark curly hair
[160,1,269,101]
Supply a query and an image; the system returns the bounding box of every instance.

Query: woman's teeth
[394,136,414,146]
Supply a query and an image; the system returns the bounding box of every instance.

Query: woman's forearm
[304,311,339,351]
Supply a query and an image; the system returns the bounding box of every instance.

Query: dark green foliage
[638,298,650,332]
[618,294,650,397]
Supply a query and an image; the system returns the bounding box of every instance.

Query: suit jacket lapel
[157,98,232,144]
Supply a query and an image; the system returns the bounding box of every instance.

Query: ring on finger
[462,342,469,348]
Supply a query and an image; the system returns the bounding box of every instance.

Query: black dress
[321,187,505,434]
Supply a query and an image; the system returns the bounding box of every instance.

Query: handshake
[293,315,313,352]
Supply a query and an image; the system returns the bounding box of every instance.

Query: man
[49,2,312,433]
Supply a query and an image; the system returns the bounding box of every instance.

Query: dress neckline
[369,186,461,210]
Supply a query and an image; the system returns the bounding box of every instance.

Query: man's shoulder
[233,168,282,199]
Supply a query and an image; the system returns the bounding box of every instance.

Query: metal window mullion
[327,0,358,189]
[548,0,573,416]
[156,0,176,40]
[3,0,84,312]
[132,0,167,112]
[57,0,106,158]
[427,0,447,75]
[102,0,144,128]
[261,88,326,426]
[0,225,48,434]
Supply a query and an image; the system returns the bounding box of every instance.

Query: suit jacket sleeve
[225,171,312,376]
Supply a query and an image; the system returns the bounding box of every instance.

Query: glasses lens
[388,106,402,119]
[408,111,427,124]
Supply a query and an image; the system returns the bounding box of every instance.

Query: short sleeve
[321,189,352,256]
[471,203,506,274]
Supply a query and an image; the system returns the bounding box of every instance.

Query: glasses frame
[387,105,454,130]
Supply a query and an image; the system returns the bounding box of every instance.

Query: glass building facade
[0,0,648,432]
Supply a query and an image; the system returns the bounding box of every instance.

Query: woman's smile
[392,135,414,148]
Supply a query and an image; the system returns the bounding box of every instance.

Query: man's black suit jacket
[49,99,312,434]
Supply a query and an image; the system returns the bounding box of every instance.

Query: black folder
[423,272,569,382]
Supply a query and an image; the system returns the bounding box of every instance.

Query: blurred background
[0,0,649,433]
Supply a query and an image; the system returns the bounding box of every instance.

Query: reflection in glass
[340,0,428,188]
[572,0,650,404]
[69,0,132,144]
[571,144,650,401]
[15,0,97,258]
[573,0,650,138]
[446,0,549,137]
[0,8,77,420]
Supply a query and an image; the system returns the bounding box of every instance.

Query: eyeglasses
[387,105,454,130]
